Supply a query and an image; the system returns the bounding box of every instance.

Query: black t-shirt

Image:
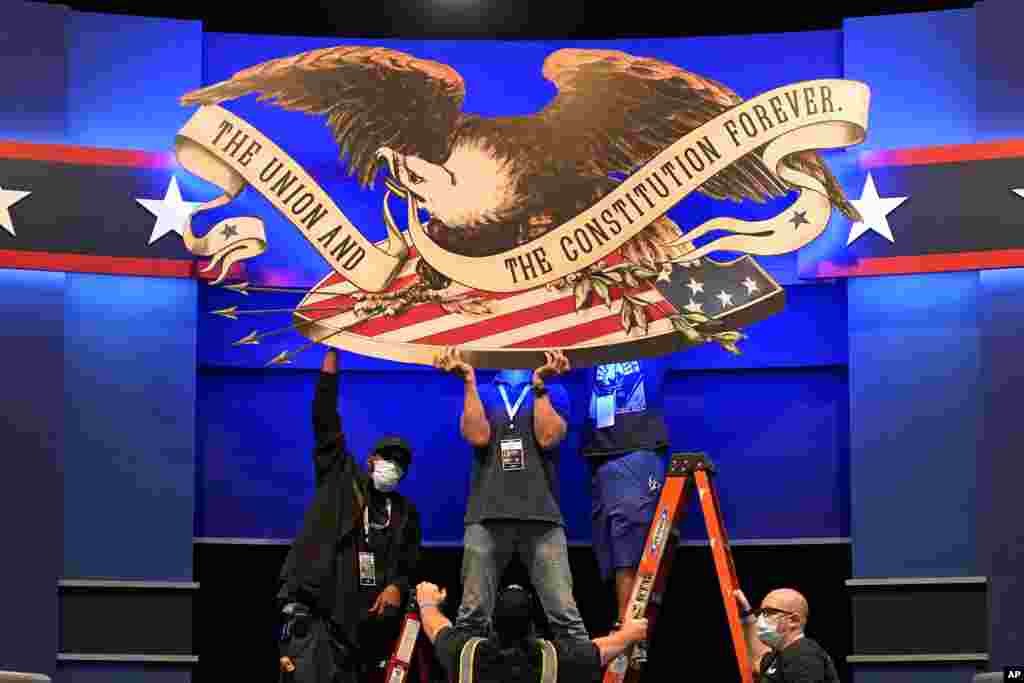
[355,491,395,605]
[435,625,601,683]
[463,377,570,526]
[581,357,672,458]
[758,637,839,683]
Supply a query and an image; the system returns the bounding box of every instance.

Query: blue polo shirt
[464,375,570,526]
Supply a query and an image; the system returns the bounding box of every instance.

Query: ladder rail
[601,451,753,683]
[695,467,754,683]
[602,456,694,683]
[379,598,432,683]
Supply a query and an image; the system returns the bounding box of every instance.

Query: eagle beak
[376,147,406,196]
[376,147,398,176]
[376,147,424,203]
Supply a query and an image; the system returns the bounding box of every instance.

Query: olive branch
[547,260,748,355]
[351,280,493,320]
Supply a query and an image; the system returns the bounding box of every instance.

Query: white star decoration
[136,176,203,245]
[0,184,32,237]
[847,172,908,246]
[674,269,766,320]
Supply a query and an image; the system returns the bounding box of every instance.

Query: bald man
[733,588,839,682]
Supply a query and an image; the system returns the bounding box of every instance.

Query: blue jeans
[456,520,590,645]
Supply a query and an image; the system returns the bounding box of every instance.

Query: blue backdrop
[195,281,850,545]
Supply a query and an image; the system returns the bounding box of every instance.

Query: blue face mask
[756,614,784,647]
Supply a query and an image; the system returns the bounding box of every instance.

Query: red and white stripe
[297,245,676,351]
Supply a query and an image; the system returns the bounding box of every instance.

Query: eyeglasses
[753,607,797,619]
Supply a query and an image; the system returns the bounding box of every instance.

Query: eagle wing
[536,48,860,220]
[180,46,468,188]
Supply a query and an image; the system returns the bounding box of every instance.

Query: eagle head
[376,142,521,237]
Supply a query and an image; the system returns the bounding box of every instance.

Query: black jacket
[277,370,421,649]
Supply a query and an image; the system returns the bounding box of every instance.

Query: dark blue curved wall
[3,3,1023,682]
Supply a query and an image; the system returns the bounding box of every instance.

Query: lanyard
[498,384,531,427]
[364,498,392,539]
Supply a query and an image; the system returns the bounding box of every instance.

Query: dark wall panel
[63,274,197,581]
[0,268,65,679]
[0,1,67,143]
[848,272,981,579]
[978,267,1024,669]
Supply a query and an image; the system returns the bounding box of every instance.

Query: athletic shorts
[590,449,666,581]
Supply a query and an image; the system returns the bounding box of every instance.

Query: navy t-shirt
[464,376,570,526]
[580,356,671,458]
[435,626,601,683]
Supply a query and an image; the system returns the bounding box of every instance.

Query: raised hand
[416,581,448,608]
[434,346,476,385]
[532,349,570,387]
[620,616,649,644]
[368,584,402,617]
[321,349,339,374]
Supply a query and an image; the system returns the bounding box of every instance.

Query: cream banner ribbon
[402,79,869,292]
[173,79,868,292]
[174,106,408,290]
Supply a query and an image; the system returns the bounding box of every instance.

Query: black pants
[280,615,356,683]
[281,612,403,683]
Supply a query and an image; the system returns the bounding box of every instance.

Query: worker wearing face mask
[733,588,840,683]
[276,349,422,683]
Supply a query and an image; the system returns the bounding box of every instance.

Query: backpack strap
[458,636,487,683]
[537,638,558,683]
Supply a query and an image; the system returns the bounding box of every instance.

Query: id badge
[359,551,376,586]
[500,438,525,471]
[596,393,616,428]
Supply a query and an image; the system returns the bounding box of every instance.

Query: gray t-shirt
[464,377,570,526]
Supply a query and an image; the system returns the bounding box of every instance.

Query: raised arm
[311,350,353,485]
[435,347,491,448]
[415,582,452,644]
[532,351,570,449]
[734,589,771,676]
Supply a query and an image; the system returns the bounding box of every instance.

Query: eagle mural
[180,46,862,293]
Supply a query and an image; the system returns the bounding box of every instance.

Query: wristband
[532,384,548,398]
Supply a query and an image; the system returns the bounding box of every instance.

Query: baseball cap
[372,436,413,471]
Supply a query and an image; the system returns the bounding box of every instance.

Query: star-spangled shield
[293,241,783,369]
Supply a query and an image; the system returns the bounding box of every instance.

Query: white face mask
[371,459,403,492]
[756,614,784,647]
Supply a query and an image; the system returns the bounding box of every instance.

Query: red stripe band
[0,140,176,169]
[813,249,1024,277]
[0,250,197,278]
[860,139,1024,168]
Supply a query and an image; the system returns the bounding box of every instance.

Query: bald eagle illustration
[181,46,861,283]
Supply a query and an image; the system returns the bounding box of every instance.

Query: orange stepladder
[376,596,433,683]
[602,452,753,683]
